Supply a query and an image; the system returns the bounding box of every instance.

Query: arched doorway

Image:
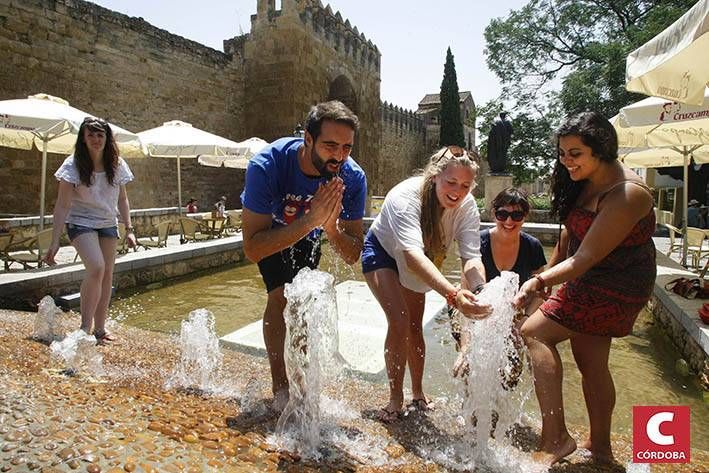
[327,75,358,115]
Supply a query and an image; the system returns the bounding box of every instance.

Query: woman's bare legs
[401,287,426,402]
[92,236,118,336]
[72,233,105,333]
[365,269,408,417]
[520,310,578,466]
[571,334,615,463]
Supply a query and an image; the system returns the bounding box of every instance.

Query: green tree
[439,47,465,147]
[484,0,696,115]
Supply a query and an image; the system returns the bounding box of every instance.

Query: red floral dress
[540,201,656,337]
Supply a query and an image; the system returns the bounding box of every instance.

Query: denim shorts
[361,230,398,274]
[66,223,119,242]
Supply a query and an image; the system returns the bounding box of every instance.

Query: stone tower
[240,0,382,188]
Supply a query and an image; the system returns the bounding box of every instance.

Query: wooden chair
[137,221,171,250]
[685,227,709,268]
[0,233,14,268]
[179,218,211,243]
[4,228,54,270]
[663,223,683,257]
[225,209,242,234]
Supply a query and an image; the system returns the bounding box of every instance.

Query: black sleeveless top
[480,228,547,284]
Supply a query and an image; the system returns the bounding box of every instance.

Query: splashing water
[33,295,63,343]
[50,329,104,376]
[165,308,225,394]
[275,267,341,458]
[459,271,532,467]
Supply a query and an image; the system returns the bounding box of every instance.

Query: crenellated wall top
[380,101,424,132]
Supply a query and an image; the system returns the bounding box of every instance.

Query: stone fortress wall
[0,0,428,215]
[378,102,427,196]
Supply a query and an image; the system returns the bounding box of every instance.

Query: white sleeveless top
[54,155,134,228]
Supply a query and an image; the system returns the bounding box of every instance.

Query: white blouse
[54,155,134,229]
[369,176,481,293]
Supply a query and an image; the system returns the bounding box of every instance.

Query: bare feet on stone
[532,433,577,466]
[578,439,615,465]
[271,388,289,413]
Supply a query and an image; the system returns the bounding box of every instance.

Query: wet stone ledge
[0,237,245,311]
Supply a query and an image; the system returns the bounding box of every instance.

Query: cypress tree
[439,47,465,147]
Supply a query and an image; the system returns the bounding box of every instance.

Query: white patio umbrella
[612,96,709,265]
[197,137,269,169]
[137,120,241,214]
[625,0,709,106]
[0,93,145,229]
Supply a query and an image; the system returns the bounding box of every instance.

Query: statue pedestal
[484,174,514,209]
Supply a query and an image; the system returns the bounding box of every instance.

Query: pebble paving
[0,309,706,472]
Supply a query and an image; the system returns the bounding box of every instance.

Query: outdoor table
[201,216,227,238]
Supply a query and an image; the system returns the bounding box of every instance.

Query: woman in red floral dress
[513,112,656,466]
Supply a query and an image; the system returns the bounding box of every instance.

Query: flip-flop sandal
[94,332,117,345]
[377,407,402,424]
[406,398,434,412]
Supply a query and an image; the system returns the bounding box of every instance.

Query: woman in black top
[452,188,547,385]
[481,187,547,303]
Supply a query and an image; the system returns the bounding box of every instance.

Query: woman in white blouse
[361,145,491,422]
[45,117,136,343]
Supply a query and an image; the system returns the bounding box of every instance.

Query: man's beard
[311,148,342,179]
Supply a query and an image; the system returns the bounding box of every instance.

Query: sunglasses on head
[494,209,525,222]
[83,117,107,128]
[438,145,465,161]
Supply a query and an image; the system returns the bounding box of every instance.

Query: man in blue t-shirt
[240,100,367,410]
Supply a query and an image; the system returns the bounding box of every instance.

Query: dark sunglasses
[438,145,465,161]
[495,209,525,222]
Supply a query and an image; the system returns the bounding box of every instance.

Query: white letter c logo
[647,412,674,445]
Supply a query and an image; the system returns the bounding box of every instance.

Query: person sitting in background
[687,199,703,228]
[214,196,226,218]
[186,198,198,214]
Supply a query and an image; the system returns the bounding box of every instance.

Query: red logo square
[633,406,690,463]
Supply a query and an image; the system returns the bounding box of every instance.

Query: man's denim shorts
[66,223,119,242]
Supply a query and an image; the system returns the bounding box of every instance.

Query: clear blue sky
[92,0,528,111]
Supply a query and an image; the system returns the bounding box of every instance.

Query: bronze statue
[487,112,513,174]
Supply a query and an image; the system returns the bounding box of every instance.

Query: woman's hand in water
[513,278,545,309]
[457,289,492,319]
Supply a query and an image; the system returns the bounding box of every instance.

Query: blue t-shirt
[240,137,367,237]
[480,228,547,284]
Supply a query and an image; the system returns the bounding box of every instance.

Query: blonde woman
[361,145,491,422]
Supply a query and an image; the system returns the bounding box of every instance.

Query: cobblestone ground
[0,309,706,473]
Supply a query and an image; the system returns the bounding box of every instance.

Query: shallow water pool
[109,245,709,449]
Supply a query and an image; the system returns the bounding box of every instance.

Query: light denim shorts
[66,223,119,242]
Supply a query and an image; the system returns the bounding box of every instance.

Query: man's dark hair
[303,100,359,141]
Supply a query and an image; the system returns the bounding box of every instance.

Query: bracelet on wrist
[472,283,485,295]
[125,226,135,233]
[534,274,546,289]
[445,288,460,308]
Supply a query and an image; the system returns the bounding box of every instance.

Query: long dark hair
[550,111,618,221]
[73,117,119,187]
[420,146,479,264]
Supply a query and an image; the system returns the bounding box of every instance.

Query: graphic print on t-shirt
[281,193,314,225]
